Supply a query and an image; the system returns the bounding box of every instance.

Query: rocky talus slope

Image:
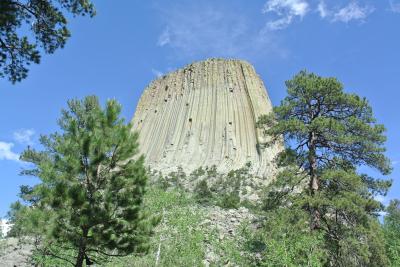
[131,58,281,179]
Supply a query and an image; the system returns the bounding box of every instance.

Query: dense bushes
[151,163,260,210]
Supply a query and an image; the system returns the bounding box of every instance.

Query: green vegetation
[0,0,95,83]
[108,187,207,266]
[383,199,400,266]
[191,163,258,210]
[194,179,213,204]
[9,96,157,266]
[154,164,252,210]
[244,208,327,266]
[5,169,262,267]
[107,185,256,266]
[257,70,393,266]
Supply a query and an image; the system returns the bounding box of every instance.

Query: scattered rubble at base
[0,238,33,267]
[201,206,257,266]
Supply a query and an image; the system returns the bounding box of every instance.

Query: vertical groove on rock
[240,64,260,159]
[131,58,282,180]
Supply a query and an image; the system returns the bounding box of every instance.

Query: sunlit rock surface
[131,58,282,180]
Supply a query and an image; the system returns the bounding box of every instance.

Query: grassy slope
[108,187,254,267]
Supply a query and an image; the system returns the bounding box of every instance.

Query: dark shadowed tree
[0,0,95,84]
[257,71,392,266]
[14,96,158,267]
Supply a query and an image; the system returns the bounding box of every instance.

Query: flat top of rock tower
[147,58,256,88]
[188,58,253,65]
[182,58,253,69]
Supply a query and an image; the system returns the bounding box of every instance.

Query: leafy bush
[194,180,213,204]
[217,192,241,209]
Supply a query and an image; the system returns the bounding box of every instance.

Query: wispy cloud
[156,1,376,61]
[262,1,375,30]
[263,0,309,30]
[332,2,374,23]
[156,2,285,60]
[390,0,400,13]
[317,1,329,18]
[315,1,375,23]
[157,28,171,47]
[0,142,19,162]
[13,129,35,145]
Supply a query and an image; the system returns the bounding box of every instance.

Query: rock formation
[131,58,281,180]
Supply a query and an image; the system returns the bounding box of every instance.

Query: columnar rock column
[131,58,282,180]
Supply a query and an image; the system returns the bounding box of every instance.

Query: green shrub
[217,191,240,209]
[194,180,213,204]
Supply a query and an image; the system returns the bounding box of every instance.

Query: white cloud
[0,142,19,162]
[263,0,309,17]
[263,0,309,30]
[151,69,164,78]
[156,2,285,60]
[333,2,374,23]
[263,1,374,25]
[13,129,35,145]
[390,0,400,13]
[266,16,294,30]
[317,1,329,18]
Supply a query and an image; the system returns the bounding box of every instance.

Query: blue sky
[0,0,399,217]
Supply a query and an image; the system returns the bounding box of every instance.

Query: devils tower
[131,58,281,180]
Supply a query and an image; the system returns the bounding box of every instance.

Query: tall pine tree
[257,71,392,266]
[15,96,158,266]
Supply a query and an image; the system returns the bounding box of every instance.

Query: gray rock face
[0,238,33,267]
[131,58,281,180]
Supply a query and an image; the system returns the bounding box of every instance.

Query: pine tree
[16,96,158,266]
[257,71,392,266]
[0,0,95,83]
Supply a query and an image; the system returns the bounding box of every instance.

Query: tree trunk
[75,247,85,267]
[309,132,320,230]
[75,228,88,267]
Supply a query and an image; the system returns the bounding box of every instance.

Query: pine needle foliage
[257,71,392,266]
[17,96,157,267]
[0,0,95,83]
